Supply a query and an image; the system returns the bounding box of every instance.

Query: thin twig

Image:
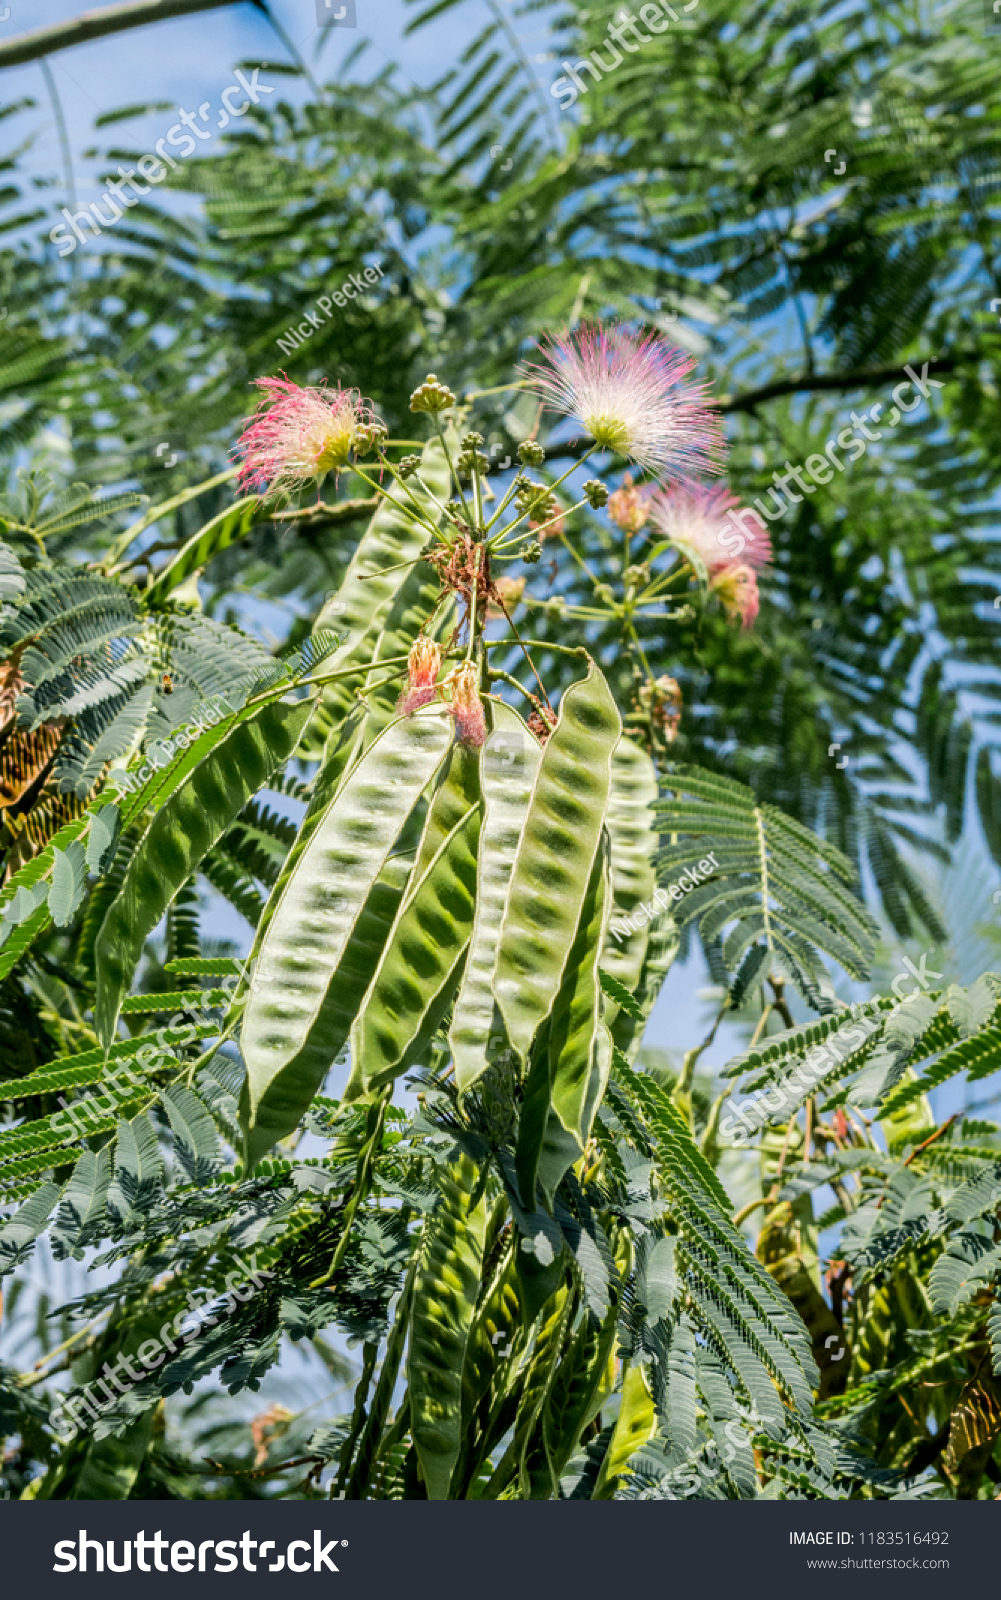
[902,1114,958,1169]
[490,591,553,713]
[273,496,378,525]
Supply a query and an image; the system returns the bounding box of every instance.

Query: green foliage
[1,0,1000,1504]
[655,764,878,1010]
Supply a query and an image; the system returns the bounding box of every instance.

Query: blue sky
[3,0,557,213]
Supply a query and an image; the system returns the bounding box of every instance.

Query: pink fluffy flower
[235,376,377,498]
[710,563,760,629]
[443,661,486,748]
[520,322,725,483]
[647,484,771,574]
[397,637,442,716]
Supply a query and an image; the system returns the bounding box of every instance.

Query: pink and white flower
[397,637,442,716]
[647,484,771,574]
[235,376,377,498]
[710,563,760,629]
[443,661,486,748]
[520,323,725,483]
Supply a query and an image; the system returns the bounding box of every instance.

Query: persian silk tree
[0,325,893,1501]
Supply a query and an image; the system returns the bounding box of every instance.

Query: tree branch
[717,355,967,415]
[0,0,252,69]
[272,495,379,527]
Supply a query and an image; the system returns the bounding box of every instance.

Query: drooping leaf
[94,695,312,1046]
[654,765,877,1010]
[108,1114,164,1217]
[161,1085,222,1184]
[86,801,121,874]
[48,840,88,927]
[598,966,644,1023]
[50,1148,113,1259]
[0,1182,61,1275]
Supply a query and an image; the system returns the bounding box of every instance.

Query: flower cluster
[396,636,442,716]
[607,472,653,534]
[521,323,767,630]
[231,317,761,765]
[648,483,770,629]
[235,377,378,498]
[443,661,487,748]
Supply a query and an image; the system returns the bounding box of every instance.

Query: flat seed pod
[410,740,481,883]
[240,707,451,1150]
[514,1287,572,1499]
[349,795,482,1097]
[451,700,543,1094]
[602,736,659,1008]
[231,705,367,1012]
[409,1154,487,1499]
[493,657,620,1061]
[515,1019,555,1211]
[549,837,611,1144]
[242,852,413,1166]
[94,696,313,1048]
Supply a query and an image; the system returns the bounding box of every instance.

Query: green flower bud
[352,419,388,458]
[457,448,490,478]
[410,373,456,414]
